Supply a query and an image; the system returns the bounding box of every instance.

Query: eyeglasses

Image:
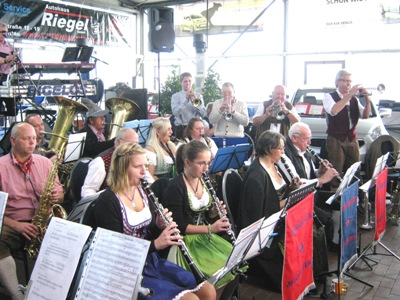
[339,79,352,84]
[299,136,311,142]
[0,31,8,34]
[191,160,211,167]
[274,147,285,152]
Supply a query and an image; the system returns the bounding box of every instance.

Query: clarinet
[201,173,237,244]
[140,179,207,283]
[280,156,300,189]
[306,147,343,183]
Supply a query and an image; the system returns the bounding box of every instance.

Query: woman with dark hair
[87,142,216,300]
[237,130,296,291]
[183,118,218,158]
[164,140,238,298]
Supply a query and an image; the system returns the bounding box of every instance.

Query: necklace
[123,188,136,209]
[183,173,200,194]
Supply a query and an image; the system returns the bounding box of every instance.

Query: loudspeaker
[122,89,148,120]
[148,7,175,53]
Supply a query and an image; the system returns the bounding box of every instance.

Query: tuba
[25,148,68,259]
[48,97,89,153]
[106,97,140,140]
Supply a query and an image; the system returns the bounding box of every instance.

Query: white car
[290,88,392,165]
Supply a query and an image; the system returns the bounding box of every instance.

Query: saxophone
[25,152,68,259]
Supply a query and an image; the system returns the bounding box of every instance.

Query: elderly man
[208,82,249,138]
[278,122,338,187]
[323,69,371,189]
[80,98,115,158]
[0,122,64,300]
[253,84,300,141]
[81,128,154,198]
[171,72,207,139]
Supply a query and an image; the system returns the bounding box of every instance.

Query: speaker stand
[157,52,161,117]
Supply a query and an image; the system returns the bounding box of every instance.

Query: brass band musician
[79,98,115,158]
[208,82,249,138]
[183,118,218,159]
[253,85,300,141]
[171,72,207,139]
[0,123,63,300]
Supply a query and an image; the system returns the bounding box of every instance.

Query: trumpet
[271,101,286,121]
[186,90,202,107]
[222,98,234,121]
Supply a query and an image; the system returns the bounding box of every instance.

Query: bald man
[253,84,300,141]
[81,128,154,198]
[0,122,63,300]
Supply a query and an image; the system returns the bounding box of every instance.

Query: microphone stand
[90,56,108,105]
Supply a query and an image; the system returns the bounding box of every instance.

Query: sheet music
[0,192,8,236]
[64,132,87,163]
[244,210,282,261]
[26,218,92,300]
[74,228,150,300]
[360,153,390,192]
[326,161,362,204]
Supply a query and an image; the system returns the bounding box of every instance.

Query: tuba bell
[106,97,140,140]
[48,97,89,154]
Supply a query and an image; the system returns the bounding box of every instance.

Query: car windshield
[292,89,377,118]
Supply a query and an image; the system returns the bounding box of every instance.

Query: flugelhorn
[271,101,286,121]
[106,97,140,140]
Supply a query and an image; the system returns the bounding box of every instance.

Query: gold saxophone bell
[106,97,140,140]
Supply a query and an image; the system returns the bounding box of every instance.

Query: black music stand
[61,47,94,98]
[123,119,154,146]
[208,144,252,174]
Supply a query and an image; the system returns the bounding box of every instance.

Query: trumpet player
[323,69,371,190]
[171,72,207,139]
[208,82,249,138]
[253,84,300,142]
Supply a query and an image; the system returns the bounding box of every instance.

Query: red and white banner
[282,192,315,300]
[374,168,388,242]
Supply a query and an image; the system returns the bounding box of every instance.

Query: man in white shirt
[81,128,154,198]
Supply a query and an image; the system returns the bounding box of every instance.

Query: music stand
[208,144,252,174]
[208,217,266,286]
[61,46,94,97]
[123,119,154,146]
[0,191,8,236]
[64,132,87,163]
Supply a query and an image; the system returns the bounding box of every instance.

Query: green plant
[159,67,221,115]
[202,69,221,106]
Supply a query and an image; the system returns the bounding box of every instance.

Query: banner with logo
[0,0,134,47]
[374,168,388,242]
[340,180,359,275]
[282,192,314,300]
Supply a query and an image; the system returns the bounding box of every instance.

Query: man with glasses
[277,122,338,188]
[323,69,371,190]
[0,22,18,123]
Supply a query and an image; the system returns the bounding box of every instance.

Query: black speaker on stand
[122,89,148,120]
[148,7,175,53]
[149,7,175,117]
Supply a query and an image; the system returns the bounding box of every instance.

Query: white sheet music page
[26,217,92,300]
[0,192,8,236]
[74,227,150,300]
